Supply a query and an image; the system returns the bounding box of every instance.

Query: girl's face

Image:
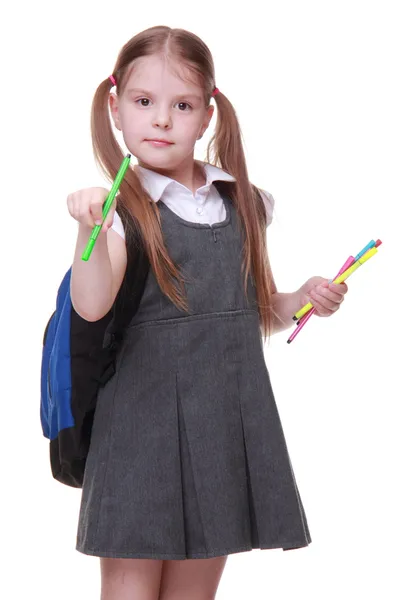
[109,54,214,172]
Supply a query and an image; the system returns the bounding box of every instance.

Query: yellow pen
[293,246,378,321]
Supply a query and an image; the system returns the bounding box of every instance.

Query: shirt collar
[134,160,236,202]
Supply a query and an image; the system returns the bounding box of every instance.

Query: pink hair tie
[109,74,117,86]
[212,87,220,97]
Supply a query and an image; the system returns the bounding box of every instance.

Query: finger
[74,192,90,226]
[309,297,331,317]
[74,192,92,227]
[309,290,339,313]
[312,298,338,317]
[103,203,116,231]
[315,286,344,303]
[90,199,105,225]
[74,195,89,225]
[329,282,348,295]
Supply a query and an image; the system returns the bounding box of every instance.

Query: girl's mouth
[145,139,174,147]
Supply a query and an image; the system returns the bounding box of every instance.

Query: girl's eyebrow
[127,88,202,102]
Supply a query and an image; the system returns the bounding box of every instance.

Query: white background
[1,0,398,598]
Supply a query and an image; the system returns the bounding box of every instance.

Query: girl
[68,25,348,600]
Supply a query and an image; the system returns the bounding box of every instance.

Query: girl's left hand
[300,276,348,318]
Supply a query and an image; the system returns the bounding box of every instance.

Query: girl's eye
[177,102,191,111]
[135,98,192,111]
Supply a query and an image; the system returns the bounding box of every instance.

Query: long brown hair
[91,25,278,343]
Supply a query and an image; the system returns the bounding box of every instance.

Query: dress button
[196,207,203,215]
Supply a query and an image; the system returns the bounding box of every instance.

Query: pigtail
[207,91,278,343]
[90,73,189,312]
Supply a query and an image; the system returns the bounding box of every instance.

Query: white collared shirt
[111,161,274,238]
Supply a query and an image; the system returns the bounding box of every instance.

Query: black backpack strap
[213,180,266,220]
[213,180,233,203]
[99,203,150,382]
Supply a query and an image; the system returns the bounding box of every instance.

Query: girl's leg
[100,557,164,600]
[158,555,228,600]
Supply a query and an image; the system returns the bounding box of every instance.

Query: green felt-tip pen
[81,153,131,261]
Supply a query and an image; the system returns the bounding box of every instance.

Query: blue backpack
[40,207,149,488]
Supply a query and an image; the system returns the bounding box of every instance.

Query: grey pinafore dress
[76,190,312,560]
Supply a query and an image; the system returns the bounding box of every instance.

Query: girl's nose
[152,111,172,129]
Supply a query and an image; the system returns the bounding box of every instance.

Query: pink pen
[286,257,353,344]
[286,239,382,344]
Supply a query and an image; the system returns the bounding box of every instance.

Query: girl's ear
[109,93,121,131]
[198,104,215,139]
[205,104,214,127]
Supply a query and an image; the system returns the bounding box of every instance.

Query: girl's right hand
[67,187,117,233]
